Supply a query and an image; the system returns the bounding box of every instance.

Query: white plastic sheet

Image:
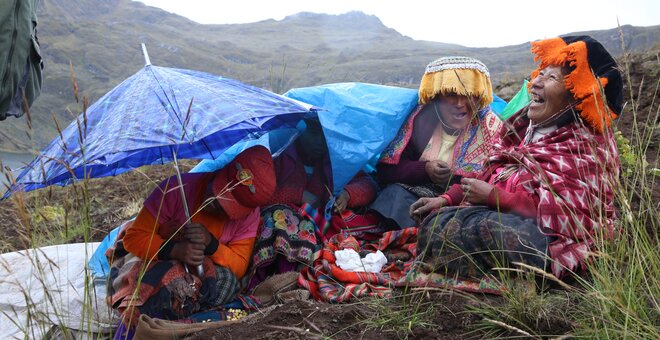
[0,243,117,339]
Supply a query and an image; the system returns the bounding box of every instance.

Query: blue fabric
[491,94,507,115]
[191,127,301,173]
[4,65,315,198]
[284,83,419,194]
[89,225,121,278]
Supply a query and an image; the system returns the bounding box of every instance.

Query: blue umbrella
[5,46,315,275]
[4,48,315,198]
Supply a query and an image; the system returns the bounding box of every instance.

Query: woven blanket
[298,228,502,303]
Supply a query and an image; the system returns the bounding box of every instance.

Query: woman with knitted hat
[371,56,502,229]
[411,36,623,280]
[106,146,277,327]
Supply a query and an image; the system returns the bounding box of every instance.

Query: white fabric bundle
[334,249,388,273]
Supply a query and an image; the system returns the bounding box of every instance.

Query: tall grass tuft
[566,38,659,339]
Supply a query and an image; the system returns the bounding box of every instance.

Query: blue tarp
[190,127,301,173]
[491,94,507,115]
[284,83,419,193]
[88,225,121,278]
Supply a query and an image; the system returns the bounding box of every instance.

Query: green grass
[357,292,439,339]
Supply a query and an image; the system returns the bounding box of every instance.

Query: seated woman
[371,56,502,229]
[410,36,623,279]
[107,146,276,323]
[247,118,379,291]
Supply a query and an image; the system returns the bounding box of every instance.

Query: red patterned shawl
[487,112,619,278]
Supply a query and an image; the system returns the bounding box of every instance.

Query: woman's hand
[334,190,350,213]
[409,196,448,224]
[461,178,494,205]
[184,223,212,246]
[170,241,205,266]
[425,160,452,185]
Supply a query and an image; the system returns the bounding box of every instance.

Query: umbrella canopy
[4,64,315,197]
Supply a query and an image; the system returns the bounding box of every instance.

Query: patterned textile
[247,204,321,290]
[298,228,503,303]
[107,225,236,327]
[417,206,552,279]
[300,201,332,243]
[247,204,381,290]
[487,111,619,277]
[210,266,240,307]
[379,104,501,177]
[300,201,382,243]
[397,271,502,295]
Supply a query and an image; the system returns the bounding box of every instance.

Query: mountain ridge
[0,0,658,153]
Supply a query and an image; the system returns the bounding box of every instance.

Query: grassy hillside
[0,0,658,153]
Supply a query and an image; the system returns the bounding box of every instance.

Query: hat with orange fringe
[530,35,624,133]
[418,56,493,109]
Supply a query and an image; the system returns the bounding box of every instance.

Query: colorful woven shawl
[106,221,219,326]
[298,228,503,303]
[488,111,619,278]
[379,104,501,176]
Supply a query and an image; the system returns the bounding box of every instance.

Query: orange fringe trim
[529,38,618,133]
[418,68,493,109]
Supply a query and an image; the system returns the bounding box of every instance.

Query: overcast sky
[134,0,659,47]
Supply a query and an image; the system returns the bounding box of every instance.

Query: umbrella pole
[172,149,205,277]
[141,43,151,66]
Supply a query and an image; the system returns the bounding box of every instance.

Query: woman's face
[528,65,575,124]
[434,94,477,130]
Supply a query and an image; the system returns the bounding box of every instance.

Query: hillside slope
[0,0,658,153]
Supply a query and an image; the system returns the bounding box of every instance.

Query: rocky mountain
[1,0,658,153]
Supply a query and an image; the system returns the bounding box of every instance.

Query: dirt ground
[0,49,657,338]
[188,293,490,340]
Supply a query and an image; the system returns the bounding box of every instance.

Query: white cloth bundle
[334,249,388,273]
